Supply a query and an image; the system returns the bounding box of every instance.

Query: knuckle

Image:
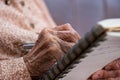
[54,24,72,31]
[48,44,58,52]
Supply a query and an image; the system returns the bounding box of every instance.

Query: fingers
[29,24,80,60]
[25,24,80,76]
[31,28,65,60]
[46,45,64,61]
[53,24,80,43]
[37,24,80,46]
[53,23,73,31]
[88,58,120,80]
[53,24,80,53]
[58,39,75,53]
[37,27,54,43]
[104,58,120,70]
[90,70,120,80]
[56,31,80,43]
[27,28,56,58]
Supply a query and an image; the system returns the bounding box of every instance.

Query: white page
[62,33,120,80]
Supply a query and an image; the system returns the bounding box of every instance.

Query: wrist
[23,56,33,76]
[23,54,57,76]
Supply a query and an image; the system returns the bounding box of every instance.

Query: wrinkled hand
[23,24,80,76]
[88,58,120,80]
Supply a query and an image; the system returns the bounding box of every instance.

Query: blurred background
[45,0,120,36]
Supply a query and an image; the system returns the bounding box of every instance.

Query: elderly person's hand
[88,58,120,80]
[23,24,80,77]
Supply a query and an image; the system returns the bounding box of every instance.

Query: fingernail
[92,74,100,79]
[105,66,111,70]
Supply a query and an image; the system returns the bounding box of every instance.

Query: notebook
[38,19,120,80]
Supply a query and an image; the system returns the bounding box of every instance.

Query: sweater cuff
[0,57,31,80]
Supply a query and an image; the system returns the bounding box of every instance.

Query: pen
[23,43,35,49]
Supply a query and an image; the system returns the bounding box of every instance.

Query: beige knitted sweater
[0,0,56,80]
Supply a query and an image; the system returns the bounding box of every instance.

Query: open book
[38,19,120,80]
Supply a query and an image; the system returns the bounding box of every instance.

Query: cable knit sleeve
[0,57,31,80]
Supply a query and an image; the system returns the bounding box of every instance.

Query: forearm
[23,54,57,77]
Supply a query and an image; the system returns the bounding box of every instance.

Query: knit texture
[5,0,56,33]
[0,58,31,80]
[0,0,56,79]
